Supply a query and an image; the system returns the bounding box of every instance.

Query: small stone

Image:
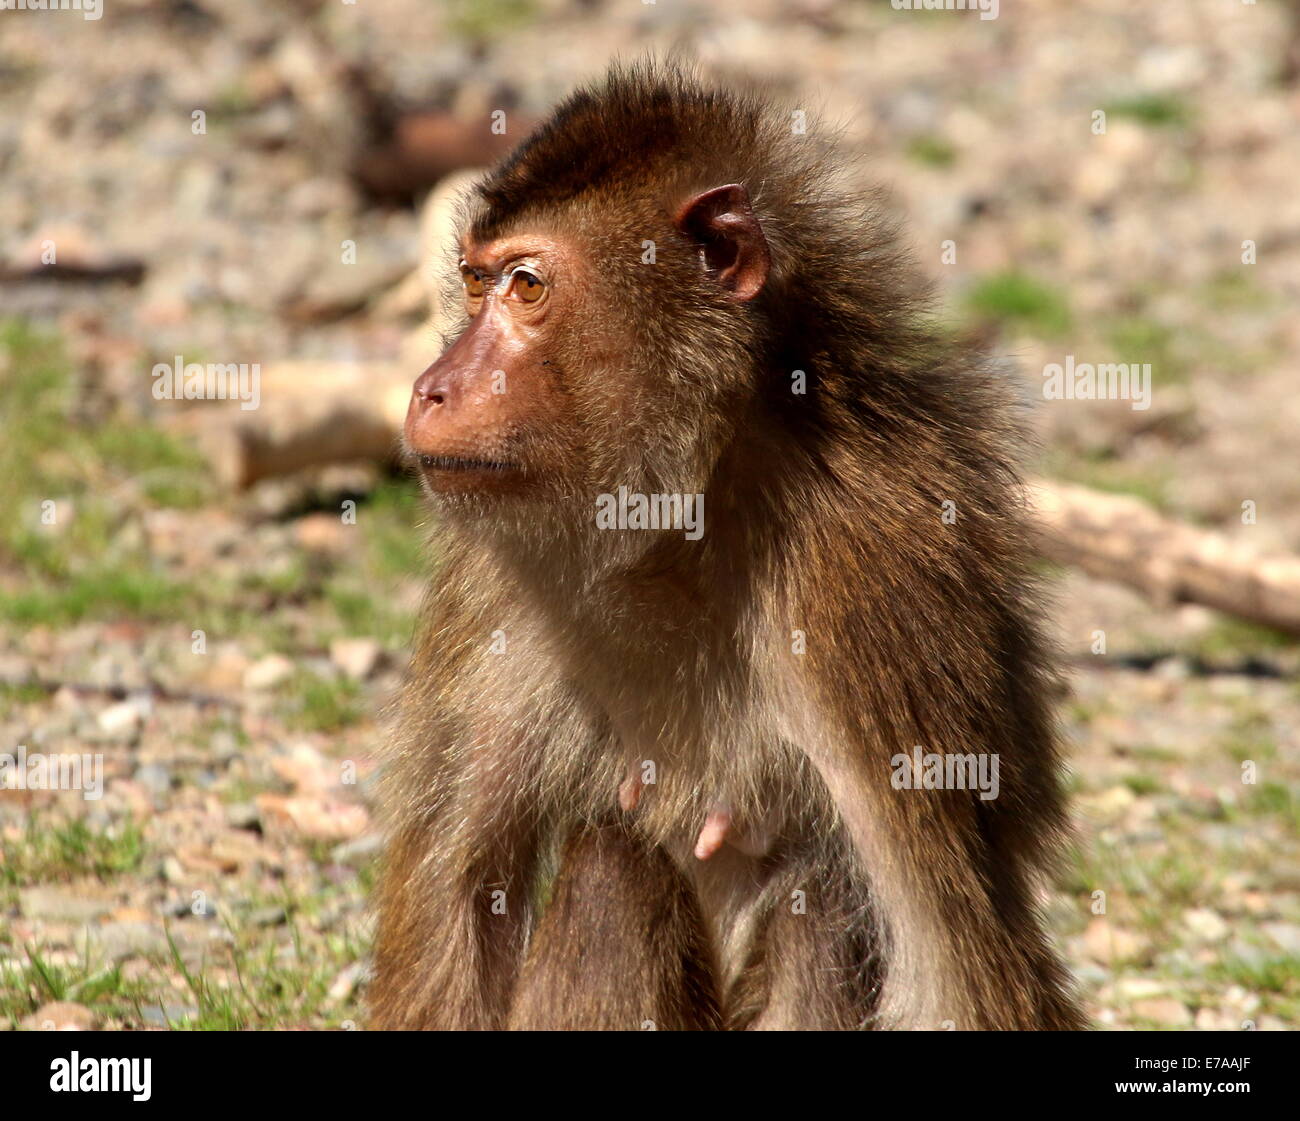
[92,920,170,962]
[1151,656,1191,682]
[329,636,384,681]
[327,960,368,1003]
[1261,922,1300,954]
[1083,918,1143,963]
[225,801,262,830]
[1113,977,1165,1000]
[133,763,172,796]
[210,729,241,762]
[19,885,114,924]
[1085,785,1137,820]
[295,513,350,555]
[243,654,295,691]
[248,905,287,927]
[1183,908,1231,943]
[141,1004,199,1027]
[204,647,251,693]
[22,1001,96,1031]
[1194,1007,1235,1031]
[97,699,143,737]
[332,833,382,866]
[257,793,369,840]
[1131,997,1192,1027]
[270,741,333,791]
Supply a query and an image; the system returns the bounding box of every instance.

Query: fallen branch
[1031,480,1300,635]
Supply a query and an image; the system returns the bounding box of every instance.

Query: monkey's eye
[461,267,486,301]
[507,269,545,303]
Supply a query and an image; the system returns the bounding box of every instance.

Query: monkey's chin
[415,454,525,495]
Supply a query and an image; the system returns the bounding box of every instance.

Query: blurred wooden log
[1031,480,1300,635]
[166,361,411,489]
[354,112,520,200]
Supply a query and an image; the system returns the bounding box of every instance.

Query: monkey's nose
[412,365,451,408]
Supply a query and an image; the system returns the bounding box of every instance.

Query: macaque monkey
[370,61,1085,1031]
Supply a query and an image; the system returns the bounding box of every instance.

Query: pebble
[21,1001,96,1031]
[133,763,173,796]
[1083,918,1143,964]
[19,886,114,924]
[1183,908,1231,943]
[329,637,384,681]
[248,905,287,927]
[225,801,263,830]
[141,1004,200,1027]
[243,654,296,691]
[1261,922,1300,954]
[332,833,383,866]
[1131,997,1193,1026]
[97,699,144,737]
[91,920,170,962]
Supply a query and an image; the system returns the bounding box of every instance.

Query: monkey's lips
[418,454,515,472]
[415,453,523,490]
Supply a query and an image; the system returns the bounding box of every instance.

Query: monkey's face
[405,234,593,502]
[405,184,771,517]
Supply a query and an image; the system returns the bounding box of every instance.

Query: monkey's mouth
[417,454,519,474]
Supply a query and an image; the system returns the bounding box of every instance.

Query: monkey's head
[402,61,838,525]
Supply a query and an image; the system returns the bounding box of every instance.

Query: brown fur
[370,60,1085,1030]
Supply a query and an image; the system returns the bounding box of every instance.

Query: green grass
[1045,447,1172,511]
[162,900,365,1030]
[0,319,212,625]
[1200,268,1267,311]
[1190,619,1294,663]
[1240,782,1300,831]
[0,943,152,1027]
[363,480,428,580]
[1065,835,1211,938]
[90,425,210,507]
[1,568,191,626]
[965,270,1071,338]
[0,901,368,1030]
[1125,744,1181,765]
[1103,93,1192,129]
[317,479,425,646]
[446,0,536,41]
[1216,710,1278,767]
[1121,774,1164,797]
[0,680,47,705]
[906,133,957,168]
[0,817,147,886]
[288,671,364,733]
[0,318,422,642]
[1105,315,1188,385]
[1208,954,1300,999]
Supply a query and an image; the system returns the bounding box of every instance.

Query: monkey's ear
[674,184,770,301]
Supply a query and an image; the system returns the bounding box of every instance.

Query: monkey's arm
[369,722,544,1029]
[787,590,1084,1031]
[370,569,598,1029]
